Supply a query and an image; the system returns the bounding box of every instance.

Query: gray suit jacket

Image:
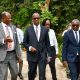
[0,23,21,61]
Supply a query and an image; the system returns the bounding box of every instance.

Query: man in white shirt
[16,25,24,80]
[42,19,58,80]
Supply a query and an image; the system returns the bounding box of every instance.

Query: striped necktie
[36,26,38,40]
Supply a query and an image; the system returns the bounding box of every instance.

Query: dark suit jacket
[62,29,80,62]
[23,25,51,62]
[0,23,21,61]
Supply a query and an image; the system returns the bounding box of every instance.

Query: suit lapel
[31,25,43,42]
[31,26,38,42]
[0,23,5,37]
[10,25,15,39]
[39,26,43,42]
[78,30,80,44]
[69,30,77,44]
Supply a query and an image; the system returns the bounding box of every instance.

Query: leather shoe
[18,73,24,79]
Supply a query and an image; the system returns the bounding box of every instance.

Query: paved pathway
[8,51,70,80]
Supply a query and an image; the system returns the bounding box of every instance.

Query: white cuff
[29,46,32,51]
[2,39,4,43]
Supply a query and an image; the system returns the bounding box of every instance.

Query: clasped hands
[30,47,37,53]
[4,36,13,43]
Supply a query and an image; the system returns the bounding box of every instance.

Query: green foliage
[32,2,40,10]
[0,0,80,31]
[57,34,63,60]
[13,6,29,26]
[50,0,80,33]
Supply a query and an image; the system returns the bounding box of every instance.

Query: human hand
[31,47,37,53]
[17,56,22,63]
[47,57,52,63]
[4,36,13,42]
[62,61,68,67]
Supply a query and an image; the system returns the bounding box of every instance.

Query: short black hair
[42,18,52,26]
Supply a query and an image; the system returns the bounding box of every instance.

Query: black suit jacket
[23,25,51,62]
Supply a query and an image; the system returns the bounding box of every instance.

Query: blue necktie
[75,31,78,44]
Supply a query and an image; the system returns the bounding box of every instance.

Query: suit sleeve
[62,32,69,61]
[14,26,21,58]
[0,39,4,45]
[23,28,30,50]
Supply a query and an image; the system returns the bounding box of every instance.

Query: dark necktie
[75,31,78,44]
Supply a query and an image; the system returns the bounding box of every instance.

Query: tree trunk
[39,0,50,12]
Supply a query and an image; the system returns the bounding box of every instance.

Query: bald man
[0,11,21,80]
[23,12,51,80]
[62,19,80,80]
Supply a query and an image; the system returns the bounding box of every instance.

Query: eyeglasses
[33,17,40,20]
[72,24,79,27]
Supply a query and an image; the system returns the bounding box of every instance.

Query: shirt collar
[1,22,7,27]
[33,24,40,28]
[72,29,79,33]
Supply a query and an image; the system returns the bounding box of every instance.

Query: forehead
[3,13,11,19]
[45,20,50,23]
[71,20,80,24]
[32,13,40,18]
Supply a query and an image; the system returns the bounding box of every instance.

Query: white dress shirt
[1,22,14,51]
[33,24,41,41]
[16,28,24,44]
[48,29,58,54]
[73,30,79,43]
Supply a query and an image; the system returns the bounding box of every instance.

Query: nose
[9,18,12,21]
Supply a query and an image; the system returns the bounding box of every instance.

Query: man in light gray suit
[0,11,21,80]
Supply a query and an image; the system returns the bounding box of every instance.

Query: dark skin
[31,13,40,53]
[63,19,80,67]
[2,13,13,43]
[32,13,40,26]
[44,20,50,29]
[71,21,79,31]
[2,12,21,62]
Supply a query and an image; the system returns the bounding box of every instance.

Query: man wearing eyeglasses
[23,12,51,80]
[62,19,80,80]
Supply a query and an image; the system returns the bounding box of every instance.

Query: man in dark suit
[0,11,21,80]
[23,12,51,80]
[62,19,80,80]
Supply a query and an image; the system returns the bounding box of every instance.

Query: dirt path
[8,51,70,80]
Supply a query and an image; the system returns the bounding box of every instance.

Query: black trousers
[28,58,46,80]
[49,58,57,80]
[48,46,57,80]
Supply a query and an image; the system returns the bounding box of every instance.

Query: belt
[7,50,15,53]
